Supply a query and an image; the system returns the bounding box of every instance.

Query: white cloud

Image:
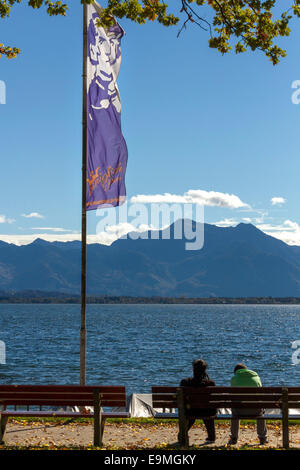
[0,223,158,246]
[282,219,298,230]
[31,227,76,233]
[0,233,83,246]
[271,197,286,206]
[131,189,249,209]
[0,215,15,224]
[213,217,257,228]
[213,218,239,227]
[257,220,297,232]
[254,211,268,224]
[96,222,159,245]
[257,219,300,245]
[22,212,44,219]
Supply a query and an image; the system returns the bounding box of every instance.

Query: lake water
[0,304,299,394]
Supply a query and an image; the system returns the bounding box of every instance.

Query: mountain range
[1,221,300,297]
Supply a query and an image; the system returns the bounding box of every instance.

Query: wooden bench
[152,386,300,448]
[0,385,129,446]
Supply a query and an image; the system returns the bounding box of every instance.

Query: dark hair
[234,363,247,373]
[193,359,208,380]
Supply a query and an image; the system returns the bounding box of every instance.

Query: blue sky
[1,1,300,245]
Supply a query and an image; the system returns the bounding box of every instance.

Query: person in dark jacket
[179,359,216,443]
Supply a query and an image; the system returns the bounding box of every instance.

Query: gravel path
[1,420,300,449]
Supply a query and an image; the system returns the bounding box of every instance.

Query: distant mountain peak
[31,238,51,246]
[236,222,259,230]
[234,222,268,237]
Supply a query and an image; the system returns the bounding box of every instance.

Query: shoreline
[1,296,300,305]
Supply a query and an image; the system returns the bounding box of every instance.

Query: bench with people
[152,359,300,448]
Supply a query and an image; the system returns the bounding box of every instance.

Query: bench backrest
[152,386,300,410]
[0,385,127,408]
[152,386,178,410]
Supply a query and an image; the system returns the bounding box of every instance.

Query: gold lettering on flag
[87,162,123,197]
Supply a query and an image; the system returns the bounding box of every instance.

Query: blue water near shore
[0,304,299,394]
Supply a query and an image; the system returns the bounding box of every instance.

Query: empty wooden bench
[0,385,129,446]
[152,386,300,448]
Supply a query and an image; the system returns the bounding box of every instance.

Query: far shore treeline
[1,291,300,304]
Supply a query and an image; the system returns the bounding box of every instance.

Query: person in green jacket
[228,363,268,445]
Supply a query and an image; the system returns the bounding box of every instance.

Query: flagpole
[80,2,88,386]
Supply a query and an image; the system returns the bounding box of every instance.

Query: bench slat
[154,412,300,419]
[152,386,289,394]
[213,387,286,393]
[152,394,177,400]
[186,393,283,400]
[152,387,178,393]
[182,389,284,395]
[152,400,178,408]
[0,385,125,393]
[0,399,126,407]
[0,392,126,400]
[187,402,282,409]
[1,410,130,418]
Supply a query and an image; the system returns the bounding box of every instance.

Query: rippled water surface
[0,304,299,393]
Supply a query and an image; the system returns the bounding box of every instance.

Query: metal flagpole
[80,2,88,386]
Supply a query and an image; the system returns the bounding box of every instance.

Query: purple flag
[86,2,128,211]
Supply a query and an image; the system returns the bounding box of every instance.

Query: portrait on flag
[86,2,128,210]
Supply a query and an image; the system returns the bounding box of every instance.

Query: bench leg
[177,389,189,447]
[282,388,289,449]
[0,415,8,444]
[282,416,289,449]
[282,414,289,449]
[94,390,103,447]
[178,417,189,448]
[94,413,105,447]
[100,417,106,446]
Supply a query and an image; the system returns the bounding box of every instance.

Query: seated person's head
[234,363,247,373]
[193,358,208,379]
